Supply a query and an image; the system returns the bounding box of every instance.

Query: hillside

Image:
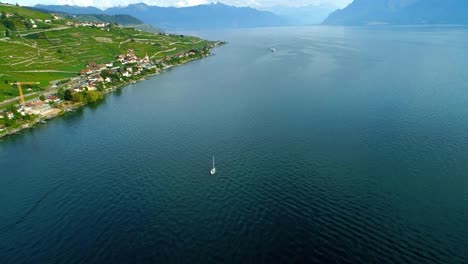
[36,3,287,30]
[34,4,103,15]
[323,0,468,25]
[31,6,144,26]
[1,3,61,31]
[70,14,143,25]
[0,3,211,102]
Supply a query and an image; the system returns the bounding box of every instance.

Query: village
[2,9,111,31]
[0,42,223,135]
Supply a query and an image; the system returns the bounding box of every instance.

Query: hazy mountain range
[323,0,468,25]
[34,1,468,29]
[34,3,288,30]
[32,6,143,26]
[35,4,103,15]
[266,5,337,25]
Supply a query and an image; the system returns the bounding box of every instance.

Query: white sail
[210,155,216,175]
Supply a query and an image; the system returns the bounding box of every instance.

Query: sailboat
[210,156,216,175]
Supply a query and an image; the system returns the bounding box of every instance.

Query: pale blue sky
[13,0,352,9]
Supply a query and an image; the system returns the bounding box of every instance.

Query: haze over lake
[1,26,467,263]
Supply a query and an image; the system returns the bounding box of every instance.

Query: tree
[57,88,65,100]
[3,19,15,30]
[5,30,9,38]
[100,70,109,79]
[1,11,6,20]
[96,82,104,92]
[64,89,72,101]
[72,92,84,102]
[39,94,46,101]
[24,21,32,30]
[86,91,103,102]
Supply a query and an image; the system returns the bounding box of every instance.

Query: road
[0,77,81,108]
[18,26,71,37]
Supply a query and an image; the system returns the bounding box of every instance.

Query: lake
[1,26,467,263]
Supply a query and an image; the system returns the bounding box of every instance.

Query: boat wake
[0,182,64,235]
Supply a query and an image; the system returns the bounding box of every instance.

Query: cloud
[18,0,352,10]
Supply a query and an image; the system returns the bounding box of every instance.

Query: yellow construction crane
[16,82,40,108]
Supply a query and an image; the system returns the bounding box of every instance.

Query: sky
[13,0,353,9]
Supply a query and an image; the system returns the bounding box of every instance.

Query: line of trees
[57,87,103,103]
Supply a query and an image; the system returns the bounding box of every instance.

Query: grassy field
[0,4,211,102]
[0,3,53,20]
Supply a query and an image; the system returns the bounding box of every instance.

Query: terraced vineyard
[0,4,210,102]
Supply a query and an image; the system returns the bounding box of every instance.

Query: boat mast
[213,156,215,168]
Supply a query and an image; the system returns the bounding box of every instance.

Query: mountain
[34,4,103,14]
[267,5,337,25]
[30,6,143,26]
[35,3,287,30]
[105,3,287,30]
[323,0,468,25]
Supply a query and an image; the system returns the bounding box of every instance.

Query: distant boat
[210,156,216,175]
[270,48,276,52]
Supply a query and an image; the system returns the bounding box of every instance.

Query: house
[45,20,52,24]
[117,54,126,63]
[122,71,131,77]
[30,103,52,115]
[87,62,99,71]
[80,68,93,75]
[46,95,61,103]
[143,54,150,63]
[7,112,14,119]
[73,87,86,93]
[98,64,107,71]
[32,24,38,29]
[0,114,4,119]
[26,100,44,108]
[105,77,112,83]
[86,85,97,91]
[0,124,6,132]
[88,77,99,83]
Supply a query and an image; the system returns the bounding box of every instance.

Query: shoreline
[0,46,223,140]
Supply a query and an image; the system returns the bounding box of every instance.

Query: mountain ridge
[323,0,468,25]
[34,2,288,30]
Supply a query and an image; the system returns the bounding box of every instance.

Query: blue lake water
[1,26,468,263]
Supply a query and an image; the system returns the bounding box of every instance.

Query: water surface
[1,26,468,263]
